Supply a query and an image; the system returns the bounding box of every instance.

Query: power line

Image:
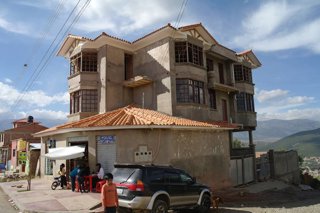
[10,0,91,114]
[158,0,188,70]
[16,0,65,84]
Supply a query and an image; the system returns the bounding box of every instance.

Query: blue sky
[1,0,320,126]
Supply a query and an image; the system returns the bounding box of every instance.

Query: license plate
[117,188,123,194]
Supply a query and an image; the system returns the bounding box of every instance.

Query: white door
[97,142,116,174]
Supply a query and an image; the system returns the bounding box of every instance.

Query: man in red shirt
[101,173,118,213]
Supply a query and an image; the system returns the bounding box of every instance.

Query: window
[175,42,203,66]
[176,79,205,104]
[218,63,225,84]
[209,89,217,109]
[70,89,98,114]
[234,65,252,83]
[70,52,97,75]
[206,59,213,72]
[236,92,255,112]
[125,54,133,80]
[13,149,16,157]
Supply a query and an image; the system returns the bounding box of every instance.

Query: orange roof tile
[35,106,237,136]
[236,49,253,56]
[58,105,218,129]
[132,23,176,43]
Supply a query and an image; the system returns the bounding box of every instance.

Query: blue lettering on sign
[97,135,116,144]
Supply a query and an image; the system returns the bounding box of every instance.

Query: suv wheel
[152,199,168,213]
[198,194,211,213]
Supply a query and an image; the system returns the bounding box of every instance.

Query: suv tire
[152,199,168,213]
[198,193,211,213]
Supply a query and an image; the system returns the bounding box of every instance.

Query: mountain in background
[0,118,67,131]
[234,119,320,143]
[256,128,320,157]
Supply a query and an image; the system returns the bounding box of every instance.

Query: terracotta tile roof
[95,32,132,44]
[236,49,253,56]
[58,105,218,129]
[132,23,176,43]
[178,23,219,44]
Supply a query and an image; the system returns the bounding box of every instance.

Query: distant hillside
[234,119,320,142]
[256,128,320,157]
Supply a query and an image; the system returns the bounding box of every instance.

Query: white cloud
[4,78,12,83]
[71,0,181,34]
[0,82,68,119]
[256,89,288,102]
[0,17,30,35]
[232,0,320,53]
[19,109,68,120]
[258,108,320,121]
[255,88,315,117]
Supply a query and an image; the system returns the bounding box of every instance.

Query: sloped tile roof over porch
[34,105,238,137]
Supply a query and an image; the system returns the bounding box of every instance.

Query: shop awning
[44,146,85,160]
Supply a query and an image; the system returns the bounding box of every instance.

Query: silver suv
[112,164,212,213]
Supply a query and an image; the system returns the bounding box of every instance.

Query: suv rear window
[113,168,142,183]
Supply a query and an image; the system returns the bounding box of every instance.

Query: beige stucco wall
[133,37,173,115]
[40,128,232,189]
[116,128,232,189]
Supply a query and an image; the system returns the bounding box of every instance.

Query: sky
[1,0,320,128]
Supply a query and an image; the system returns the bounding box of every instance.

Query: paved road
[0,187,19,213]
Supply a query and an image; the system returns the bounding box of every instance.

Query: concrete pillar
[249,130,257,182]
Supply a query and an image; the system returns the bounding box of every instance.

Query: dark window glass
[218,63,224,84]
[234,65,252,83]
[70,52,97,76]
[176,79,205,104]
[175,42,203,66]
[70,89,98,114]
[207,59,213,71]
[209,89,217,109]
[236,92,255,112]
[148,169,164,184]
[165,171,181,184]
[175,42,187,63]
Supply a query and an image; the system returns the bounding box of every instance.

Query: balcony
[235,112,257,128]
[123,76,152,88]
[68,72,99,93]
[207,71,238,93]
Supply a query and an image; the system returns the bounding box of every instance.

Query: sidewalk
[0,178,104,213]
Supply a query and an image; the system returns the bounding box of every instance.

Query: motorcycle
[51,177,61,190]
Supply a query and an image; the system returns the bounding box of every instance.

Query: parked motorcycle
[51,177,61,190]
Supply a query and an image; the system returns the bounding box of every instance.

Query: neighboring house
[35,23,261,189]
[0,116,48,170]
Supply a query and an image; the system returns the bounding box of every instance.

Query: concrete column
[249,130,257,182]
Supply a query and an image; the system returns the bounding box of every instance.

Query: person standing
[101,173,118,213]
[69,166,79,192]
[58,163,67,189]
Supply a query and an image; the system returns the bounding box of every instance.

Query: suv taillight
[126,180,144,192]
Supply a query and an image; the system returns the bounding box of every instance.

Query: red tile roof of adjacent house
[35,106,238,136]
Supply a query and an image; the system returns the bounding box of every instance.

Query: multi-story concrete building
[36,23,261,188]
[0,117,47,170]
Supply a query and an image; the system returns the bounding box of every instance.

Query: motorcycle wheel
[51,181,59,190]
